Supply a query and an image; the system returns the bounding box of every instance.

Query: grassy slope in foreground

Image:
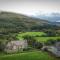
[0,51,58,60]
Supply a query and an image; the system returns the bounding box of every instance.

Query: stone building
[4,40,28,53]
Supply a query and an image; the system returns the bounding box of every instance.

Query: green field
[17,32,46,40]
[16,32,60,42]
[35,37,60,42]
[0,51,59,60]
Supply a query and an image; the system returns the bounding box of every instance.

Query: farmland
[16,32,46,40]
[16,32,60,42]
[35,37,60,42]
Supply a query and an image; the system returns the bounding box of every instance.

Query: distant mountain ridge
[32,12,60,22]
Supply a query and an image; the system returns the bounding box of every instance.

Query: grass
[0,51,59,60]
[16,32,60,42]
[35,37,60,42]
[16,32,46,40]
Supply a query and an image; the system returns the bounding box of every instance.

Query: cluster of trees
[45,30,60,37]
[31,24,60,31]
[23,35,43,49]
[0,40,7,51]
[45,39,60,45]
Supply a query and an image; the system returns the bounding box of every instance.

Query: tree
[45,39,56,45]
[46,31,56,37]
[0,41,6,51]
[23,35,35,46]
[23,35,43,49]
[33,42,43,49]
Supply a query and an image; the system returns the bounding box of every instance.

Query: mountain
[32,12,60,22]
[50,21,60,26]
[0,11,49,33]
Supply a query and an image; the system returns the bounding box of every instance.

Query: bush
[0,41,6,51]
[45,39,56,45]
[23,35,36,46]
[45,31,56,37]
[23,35,43,49]
[33,42,43,49]
[57,38,60,42]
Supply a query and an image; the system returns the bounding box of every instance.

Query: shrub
[57,38,60,42]
[0,41,6,51]
[33,42,43,49]
[23,35,43,49]
[45,39,56,45]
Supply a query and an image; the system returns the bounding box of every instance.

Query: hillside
[0,11,49,33]
[0,11,60,40]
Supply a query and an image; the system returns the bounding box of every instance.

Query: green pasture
[16,32,46,40]
[35,37,60,42]
[0,51,58,60]
[16,32,60,42]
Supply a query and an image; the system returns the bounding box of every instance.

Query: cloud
[0,0,60,15]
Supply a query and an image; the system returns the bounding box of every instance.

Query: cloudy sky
[0,0,60,15]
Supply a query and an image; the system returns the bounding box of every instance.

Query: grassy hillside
[0,11,50,42]
[0,11,60,41]
[0,11,60,33]
[0,11,49,33]
[0,51,59,60]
